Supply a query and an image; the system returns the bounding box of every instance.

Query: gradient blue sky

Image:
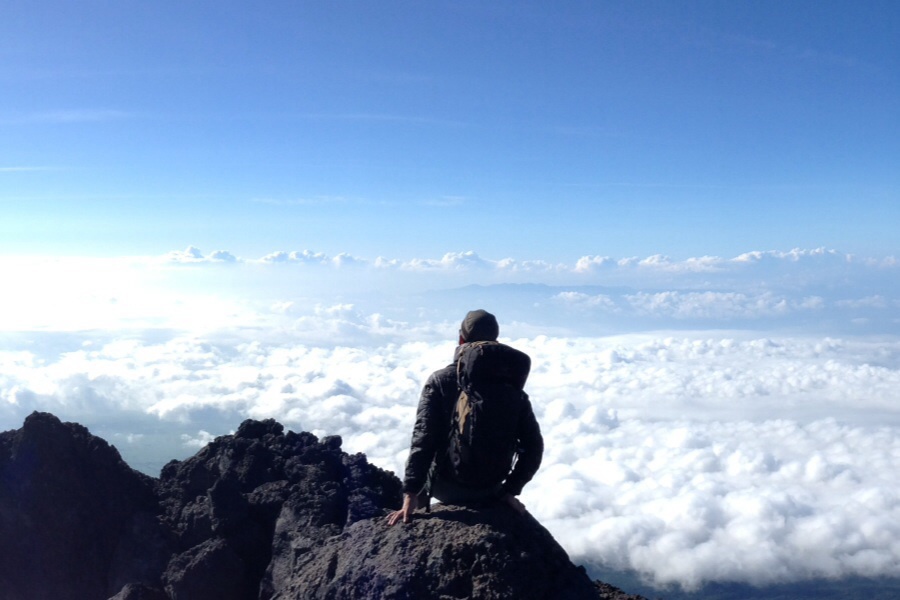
[4,5,900,591]
[2,0,898,261]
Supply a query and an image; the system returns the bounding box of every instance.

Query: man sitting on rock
[388,309,544,525]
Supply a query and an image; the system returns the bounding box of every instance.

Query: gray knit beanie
[459,309,499,342]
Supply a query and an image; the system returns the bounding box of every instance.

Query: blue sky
[3,3,900,592]
[2,0,898,261]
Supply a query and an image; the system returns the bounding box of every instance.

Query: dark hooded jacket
[401,346,543,497]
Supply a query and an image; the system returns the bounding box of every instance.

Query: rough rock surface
[154,417,402,600]
[0,412,648,600]
[0,411,162,600]
[277,503,599,600]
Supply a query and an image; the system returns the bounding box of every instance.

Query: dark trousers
[425,463,503,505]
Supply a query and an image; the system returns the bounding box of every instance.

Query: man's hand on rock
[387,492,419,525]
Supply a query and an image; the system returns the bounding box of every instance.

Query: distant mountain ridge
[0,412,646,600]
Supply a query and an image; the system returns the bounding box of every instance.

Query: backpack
[446,341,531,489]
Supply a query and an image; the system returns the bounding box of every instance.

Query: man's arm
[400,376,445,495]
[502,394,544,497]
[387,372,450,526]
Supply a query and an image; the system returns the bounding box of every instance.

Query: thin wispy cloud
[0,166,56,172]
[251,195,353,207]
[294,112,467,127]
[12,109,134,124]
[702,25,884,79]
[545,125,627,138]
[420,195,467,207]
[563,181,733,191]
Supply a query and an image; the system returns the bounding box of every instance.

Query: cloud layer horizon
[2,246,899,590]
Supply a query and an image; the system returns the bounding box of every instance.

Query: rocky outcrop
[155,418,401,600]
[276,503,599,599]
[0,412,647,600]
[0,412,162,600]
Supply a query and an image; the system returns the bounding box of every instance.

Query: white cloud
[166,246,205,262]
[495,257,561,272]
[208,250,237,262]
[259,250,330,264]
[624,291,814,319]
[293,250,328,263]
[553,291,618,311]
[403,251,491,271]
[332,252,366,267]
[2,248,898,590]
[164,246,237,264]
[374,256,401,269]
[3,322,900,591]
[639,254,672,267]
[260,251,291,263]
[733,247,847,264]
[181,430,217,448]
[143,247,899,298]
[2,248,898,335]
[0,241,900,588]
[543,417,900,589]
[574,255,614,273]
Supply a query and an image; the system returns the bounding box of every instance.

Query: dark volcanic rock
[0,412,647,600]
[155,418,403,599]
[594,581,651,600]
[276,503,600,600]
[0,412,164,600]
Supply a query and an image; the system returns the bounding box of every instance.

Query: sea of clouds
[2,247,899,591]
